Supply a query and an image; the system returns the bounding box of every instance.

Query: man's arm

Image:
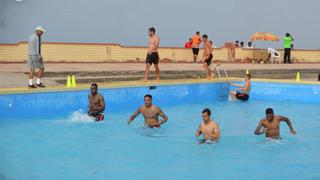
[158,108,168,125]
[99,96,105,112]
[195,125,202,137]
[155,36,160,49]
[128,107,141,125]
[209,123,220,140]
[255,120,265,135]
[279,116,296,134]
[228,81,245,88]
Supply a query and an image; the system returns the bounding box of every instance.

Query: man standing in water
[254,108,296,139]
[145,27,160,81]
[191,31,202,63]
[28,26,46,88]
[202,34,214,79]
[88,83,105,121]
[128,94,168,128]
[229,74,251,101]
[195,108,220,143]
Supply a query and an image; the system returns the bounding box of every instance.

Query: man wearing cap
[28,26,46,88]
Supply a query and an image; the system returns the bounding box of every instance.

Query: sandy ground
[0,63,319,88]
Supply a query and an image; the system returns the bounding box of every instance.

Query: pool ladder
[213,64,229,100]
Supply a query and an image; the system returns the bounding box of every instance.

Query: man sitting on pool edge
[195,108,220,143]
[254,108,296,139]
[128,94,168,128]
[229,74,251,101]
[88,83,105,121]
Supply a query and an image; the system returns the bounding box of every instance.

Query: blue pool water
[0,82,319,180]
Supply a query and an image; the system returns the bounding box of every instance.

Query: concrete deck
[0,63,319,89]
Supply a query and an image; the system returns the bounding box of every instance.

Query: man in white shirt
[28,26,46,88]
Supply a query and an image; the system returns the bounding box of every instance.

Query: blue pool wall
[0,82,319,120]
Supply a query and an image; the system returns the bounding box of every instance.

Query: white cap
[35,26,45,32]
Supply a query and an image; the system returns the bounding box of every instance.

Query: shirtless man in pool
[229,74,251,101]
[254,108,296,139]
[128,94,168,128]
[195,108,220,142]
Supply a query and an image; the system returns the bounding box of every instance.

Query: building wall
[0,42,319,63]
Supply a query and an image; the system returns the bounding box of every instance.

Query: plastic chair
[267,48,281,64]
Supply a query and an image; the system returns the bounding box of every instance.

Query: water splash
[68,109,94,123]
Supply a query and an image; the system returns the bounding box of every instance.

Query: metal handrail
[213,63,229,79]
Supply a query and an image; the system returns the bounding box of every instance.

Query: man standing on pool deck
[283,33,294,64]
[88,83,105,121]
[145,27,160,81]
[128,94,168,128]
[195,108,220,142]
[229,74,251,101]
[191,31,202,63]
[27,26,46,88]
[202,34,213,79]
[254,108,296,139]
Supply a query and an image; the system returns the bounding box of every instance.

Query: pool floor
[0,99,319,180]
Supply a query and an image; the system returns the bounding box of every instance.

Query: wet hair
[246,74,251,79]
[149,27,155,33]
[202,34,208,39]
[144,94,152,99]
[91,83,98,88]
[196,31,200,35]
[202,108,211,116]
[266,108,274,114]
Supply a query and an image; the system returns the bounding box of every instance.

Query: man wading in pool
[254,108,296,139]
[195,108,220,142]
[229,74,251,101]
[145,27,160,81]
[88,83,105,121]
[128,94,168,128]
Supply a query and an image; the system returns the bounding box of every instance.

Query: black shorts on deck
[204,54,213,66]
[146,52,159,65]
[192,48,199,55]
[236,91,249,101]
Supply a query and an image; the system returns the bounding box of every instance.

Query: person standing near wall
[191,31,202,63]
[145,27,160,81]
[283,33,294,64]
[28,26,46,88]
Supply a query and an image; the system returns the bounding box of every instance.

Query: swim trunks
[236,91,249,101]
[204,53,213,66]
[192,48,200,55]
[146,52,159,65]
[88,111,104,121]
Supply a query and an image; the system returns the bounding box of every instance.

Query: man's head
[189,38,192,42]
[285,33,290,37]
[202,34,208,42]
[240,41,244,47]
[266,108,274,121]
[144,94,153,107]
[196,31,200,35]
[202,108,211,123]
[248,42,252,47]
[209,41,213,45]
[235,40,239,47]
[35,26,45,36]
[90,83,98,95]
[245,74,251,81]
[149,27,156,37]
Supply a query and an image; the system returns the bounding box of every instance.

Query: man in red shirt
[184,38,192,48]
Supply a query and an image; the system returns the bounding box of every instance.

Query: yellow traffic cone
[71,75,77,87]
[246,69,250,75]
[296,72,300,81]
[66,75,71,88]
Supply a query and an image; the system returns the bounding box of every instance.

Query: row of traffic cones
[66,75,77,88]
[245,69,301,81]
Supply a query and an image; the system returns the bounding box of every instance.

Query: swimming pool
[0,82,319,179]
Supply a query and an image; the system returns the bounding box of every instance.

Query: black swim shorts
[204,54,213,66]
[236,91,249,101]
[192,48,200,55]
[146,52,159,65]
